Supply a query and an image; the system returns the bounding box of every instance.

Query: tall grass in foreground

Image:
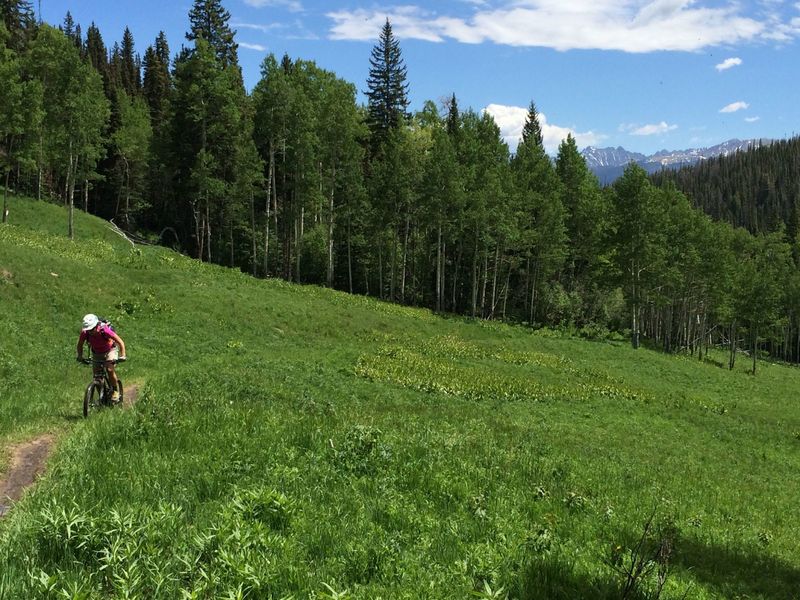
[1,197,799,598]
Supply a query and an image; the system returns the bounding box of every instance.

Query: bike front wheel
[83,382,101,418]
[116,379,124,405]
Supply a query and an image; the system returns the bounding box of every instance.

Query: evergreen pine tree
[0,0,35,50]
[186,0,238,67]
[85,23,108,83]
[142,34,170,126]
[154,30,169,65]
[60,10,74,39]
[108,41,122,90]
[446,93,459,138]
[119,27,140,96]
[365,19,409,149]
[520,101,543,148]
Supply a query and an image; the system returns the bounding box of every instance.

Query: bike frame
[86,359,115,395]
[81,358,123,414]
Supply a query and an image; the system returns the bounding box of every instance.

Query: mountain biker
[76,314,127,402]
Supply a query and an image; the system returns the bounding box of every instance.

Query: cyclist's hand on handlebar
[118,356,127,362]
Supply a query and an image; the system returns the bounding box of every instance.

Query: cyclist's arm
[76,333,86,361]
[109,331,127,359]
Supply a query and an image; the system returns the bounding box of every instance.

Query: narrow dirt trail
[0,435,55,517]
[0,383,141,518]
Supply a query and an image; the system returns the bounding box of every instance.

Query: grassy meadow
[0,197,799,599]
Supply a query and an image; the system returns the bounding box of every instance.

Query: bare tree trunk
[752,326,758,375]
[729,321,737,370]
[83,179,89,212]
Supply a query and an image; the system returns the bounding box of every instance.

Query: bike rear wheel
[83,382,101,418]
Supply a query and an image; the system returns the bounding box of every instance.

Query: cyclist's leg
[105,347,120,392]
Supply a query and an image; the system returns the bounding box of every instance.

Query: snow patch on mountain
[581,139,769,184]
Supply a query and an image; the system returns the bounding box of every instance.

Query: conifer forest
[2,0,800,370]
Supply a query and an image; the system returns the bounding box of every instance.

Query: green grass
[1,195,799,599]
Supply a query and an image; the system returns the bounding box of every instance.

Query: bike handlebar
[78,358,126,365]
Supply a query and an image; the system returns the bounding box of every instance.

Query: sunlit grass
[1,195,799,599]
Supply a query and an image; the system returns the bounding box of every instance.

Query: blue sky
[42,0,800,155]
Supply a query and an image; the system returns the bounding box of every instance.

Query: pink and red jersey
[79,324,115,353]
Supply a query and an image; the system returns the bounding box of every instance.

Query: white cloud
[745,116,761,122]
[715,57,742,71]
[326,1,792,52]
[233,22,283,33]
[626,121,678,136]
[239,42,268,51]
[244,0,303,11]
[720,101,749,113]
[482,103,603,154]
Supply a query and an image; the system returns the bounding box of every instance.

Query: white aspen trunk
[490,245,500,319]
[378,245,383,300]
[326,166,336,287]
[435,225,442,312]
[124,159,131,229]
[390,225,397,302]
[401,215,410,303]
[452,245,461,311]
[264,145,274,276]
[501,264,511,320]
[67,147,75,240]
[481,250,489,318]
[205,200,211,262]
[471,228,479,318]
[440,240,447,312]
[2,136,14,223]
[250,191,257,276]
[347,215,353,294]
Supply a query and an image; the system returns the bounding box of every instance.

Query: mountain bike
[80,358,124,418]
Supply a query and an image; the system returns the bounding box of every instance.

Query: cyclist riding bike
[76,314,127,402]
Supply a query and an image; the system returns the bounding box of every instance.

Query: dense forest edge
[1,0,799,370]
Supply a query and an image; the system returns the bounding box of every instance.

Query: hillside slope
[1,197,799,599]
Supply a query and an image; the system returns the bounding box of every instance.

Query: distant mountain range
[581,139,770,185]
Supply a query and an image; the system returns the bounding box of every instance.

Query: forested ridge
[651,136,800,237]
[2,0,799,369]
